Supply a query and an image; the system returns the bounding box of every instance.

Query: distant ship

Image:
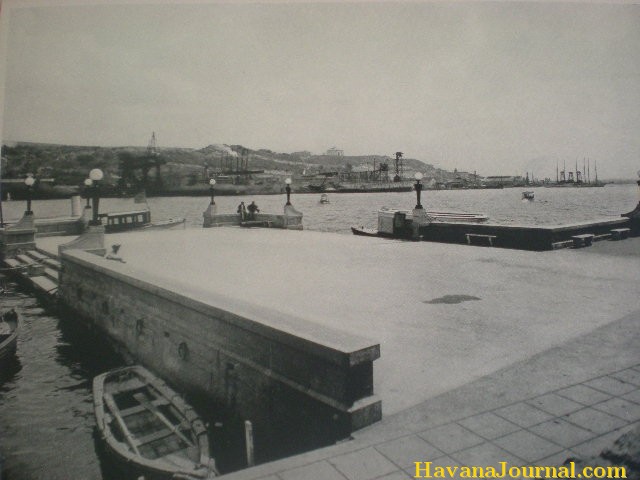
[545,159,606,188]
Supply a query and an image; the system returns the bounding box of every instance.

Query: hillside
[1,141,464,191]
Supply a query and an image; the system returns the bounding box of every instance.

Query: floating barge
[352,206,637,250]
[419,217,633,250]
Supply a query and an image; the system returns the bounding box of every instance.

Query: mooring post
[244,420,255,467]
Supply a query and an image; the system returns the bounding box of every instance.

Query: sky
[1,0,639,179]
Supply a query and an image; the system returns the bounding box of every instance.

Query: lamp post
[89,168,103,226]
[209,178,216,205]
[414,172,423,209]
[24,175,35,214]
[84,178,92,207]
[285,178,292,206]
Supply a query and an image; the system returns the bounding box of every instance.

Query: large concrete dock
[30,229,640,476]
[38,228,639,413]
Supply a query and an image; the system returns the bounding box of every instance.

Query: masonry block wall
[58,250,381,452]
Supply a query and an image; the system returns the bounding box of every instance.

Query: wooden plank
[134,428,174,447]
[120,398,170,417]
[133,392,194,448]
[103,393,141,455]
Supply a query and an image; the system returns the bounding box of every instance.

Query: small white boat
[319,193,330,204]
[522,191,535,200]
[93,365,218,480]
[142,217,187,230]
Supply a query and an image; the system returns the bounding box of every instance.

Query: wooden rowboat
[0,309,19,362]
[93,365,218,480]
[350,226,381,237]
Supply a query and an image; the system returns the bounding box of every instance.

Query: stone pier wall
[58,250,380,445]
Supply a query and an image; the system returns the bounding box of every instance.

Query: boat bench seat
[571,233,595,248]
[120,398,170,417]
[134,427,174,447]
[465,233,497,247]
[610,228,631,240]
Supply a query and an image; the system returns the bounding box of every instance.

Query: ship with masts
[546,158,606,188]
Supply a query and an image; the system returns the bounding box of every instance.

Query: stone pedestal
[283,204,303,230]
[0,212,37,258]
[58,224,106,257]
[411,207,431,240]
[202,203,218,227]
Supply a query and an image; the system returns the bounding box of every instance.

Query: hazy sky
[1,0,639,178]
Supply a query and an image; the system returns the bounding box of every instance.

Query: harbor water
[0,184,637,480]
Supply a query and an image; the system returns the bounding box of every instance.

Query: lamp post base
[59,224,106,257]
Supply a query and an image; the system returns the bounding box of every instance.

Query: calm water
[0,184,637,479]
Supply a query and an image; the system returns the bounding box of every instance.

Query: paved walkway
[222,306,640,480]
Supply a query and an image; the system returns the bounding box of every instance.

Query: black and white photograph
[0,1,639,479]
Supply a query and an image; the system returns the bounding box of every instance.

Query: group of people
[237,201,260,221]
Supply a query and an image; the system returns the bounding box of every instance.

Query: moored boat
[351,207,489,239]
[99,209,186,233]
[141,217,187,230]
[378,207,488,224]
[319,193,330,204]
[0,308,19,362]
[522,191,534,200]
[350,226,379,237]
[93,365,218,480]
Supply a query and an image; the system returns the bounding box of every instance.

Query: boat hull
[93,365,217,480]
[351,226,381,237]
[0,311,18,362]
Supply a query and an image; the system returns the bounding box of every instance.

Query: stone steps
[2,249,60,298]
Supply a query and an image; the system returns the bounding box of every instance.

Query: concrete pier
[30,229,640,474]
[37,228,639,411]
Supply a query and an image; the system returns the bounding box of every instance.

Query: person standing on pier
[237,201,247,220]
[247,201,260,220]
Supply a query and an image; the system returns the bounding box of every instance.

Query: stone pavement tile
[329,447,397,480]
[375,471,413,480]
[493,430,564,463]
[564,407,627,434]
[417,423,484,454]
[533,449,576,467]
[374,435,444,470]
[279,461,346,480]
[593,397,640,422]
[408,456,462,480]
[621,389,640,405]
[555,384,612,406]
[450,442,524,467]
[457,412,520,440]
[530,419,595,448]
[527,393,583,417]
[585,376,637,396]
[569,427,633,459]
[493,402,553,428]
[610,368,640,387]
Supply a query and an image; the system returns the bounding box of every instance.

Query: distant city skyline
[1,1,639,179]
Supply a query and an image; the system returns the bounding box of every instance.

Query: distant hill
[1,141,467,190]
